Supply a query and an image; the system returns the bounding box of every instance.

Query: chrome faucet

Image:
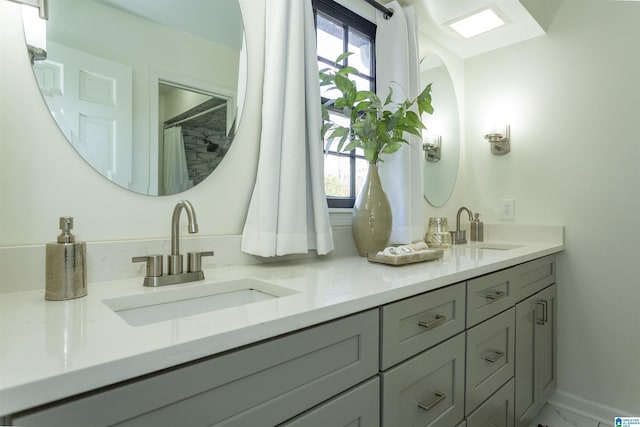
[450,206,474,245]
[169,200,199,275]
[132,200,214,287]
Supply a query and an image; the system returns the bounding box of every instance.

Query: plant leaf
[335,52,353,64]
[337,66,359,75]
[329,127,349,139]
[383,87,394,106]
[321,122,333,139]
[334,73,355,95]
[405,110,426,129]
[381,141,403,154]
[395,124,422,137]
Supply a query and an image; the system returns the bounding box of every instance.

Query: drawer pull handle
[484,290,506,301]
[418,314,447,330]
[536,300,548,325]
[483,349,505,363]
[418,391,446,412]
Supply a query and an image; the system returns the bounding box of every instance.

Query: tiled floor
[529,404,613,427]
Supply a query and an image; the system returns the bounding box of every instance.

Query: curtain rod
[362,0,393,19]
[164,103,226,129]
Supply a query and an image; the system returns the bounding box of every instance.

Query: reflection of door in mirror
[158,83,235,196]
[420,54,461,208]
[33,41,133,189]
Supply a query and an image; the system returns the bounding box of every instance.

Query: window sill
[329,208,352,227]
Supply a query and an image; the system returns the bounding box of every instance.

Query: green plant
[320,52,434,164]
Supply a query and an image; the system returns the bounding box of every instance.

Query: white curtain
[376,2,424,244]
[241,0,334,257]
[162,126,192,195]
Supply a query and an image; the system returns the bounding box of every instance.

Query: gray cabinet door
[381,333,465,427]
[465,308,515,414]
[466,379,515,427]
[13,310,379,427]
[279,378,379,427]
[514,284,557,427]
[535,284,557,405]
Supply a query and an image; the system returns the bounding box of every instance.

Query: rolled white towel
[411,242,429,251]
[383,246,400,256]
[397,245,414,254]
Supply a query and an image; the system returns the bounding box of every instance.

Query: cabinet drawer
[13,310,379,427]
[513,255,555,301]
[380,282,465,369]
[466,308,515,414]
[279,378,379,427]
[467,268,517,327]
[466,378,515,427]
[381,333,465,427]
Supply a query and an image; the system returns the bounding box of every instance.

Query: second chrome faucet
[133,200,214,287]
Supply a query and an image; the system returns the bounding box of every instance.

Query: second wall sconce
[484,124,510,155]
[423,135,442,162]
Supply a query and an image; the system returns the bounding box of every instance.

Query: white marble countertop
[0,239,563,416]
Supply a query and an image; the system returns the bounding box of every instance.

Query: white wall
[0,0,263,246]
[464,0,640,414]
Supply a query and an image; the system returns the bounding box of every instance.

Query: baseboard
[549,389,633,425]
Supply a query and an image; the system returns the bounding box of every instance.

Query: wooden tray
[367,249,444,266]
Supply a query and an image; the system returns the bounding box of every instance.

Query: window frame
[313,0,377,209]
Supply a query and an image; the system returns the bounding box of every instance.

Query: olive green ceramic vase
[352,163,392,257]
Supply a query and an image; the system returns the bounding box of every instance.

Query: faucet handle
[187,251,214,273]
[132,254,163,277]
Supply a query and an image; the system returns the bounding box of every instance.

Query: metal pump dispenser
[470,213,484,242]
[45,217,87,300]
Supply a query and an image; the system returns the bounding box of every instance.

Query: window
[313,0,376,208]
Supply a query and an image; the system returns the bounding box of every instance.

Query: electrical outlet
[499,199,515,221]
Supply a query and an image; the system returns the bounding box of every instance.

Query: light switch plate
[499,199,515,221]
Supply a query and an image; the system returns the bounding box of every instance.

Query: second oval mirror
[23,0,246,196]
[420,54,460,207]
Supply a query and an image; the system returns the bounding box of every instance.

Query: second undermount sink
[103,279,298,327]
[475,243,523,251]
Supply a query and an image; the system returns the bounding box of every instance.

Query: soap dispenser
[45,217,87,301]
[470,213,484,242]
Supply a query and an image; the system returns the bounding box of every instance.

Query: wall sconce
[11,0,48,63]
[423,135,442,162]
[484,124,510,155]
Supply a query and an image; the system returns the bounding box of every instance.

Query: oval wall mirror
[420,54,460,207]
[23,0,246,196]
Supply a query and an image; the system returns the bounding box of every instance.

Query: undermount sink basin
[475,243,523,251]
[103,279,297,327]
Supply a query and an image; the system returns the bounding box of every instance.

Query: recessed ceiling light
[447,6,507,39]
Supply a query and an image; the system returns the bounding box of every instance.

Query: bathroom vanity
[0,238,562,426]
